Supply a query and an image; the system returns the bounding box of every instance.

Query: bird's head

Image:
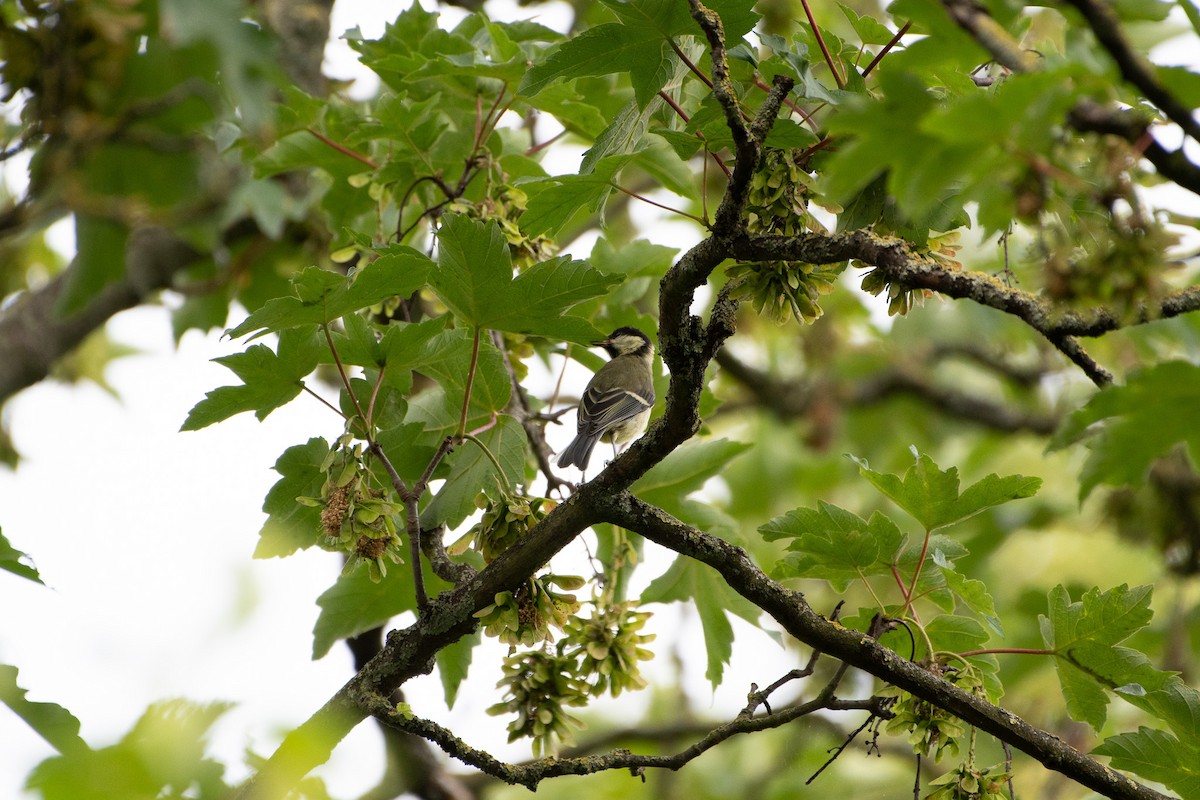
[597,327,653,359]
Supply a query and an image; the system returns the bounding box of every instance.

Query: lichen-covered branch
[597,493,1175,800]
[730,229,1200,385]
[367,684,887,790]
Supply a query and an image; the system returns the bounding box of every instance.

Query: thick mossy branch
[732,229,1200,385]
[597,493,1175,800]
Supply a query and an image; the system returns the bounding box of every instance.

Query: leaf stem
[300,383,348,421]
[862,21,912,78]
[798,0,846,89]
[903,528,933,614]
[610,183,710,227]
[462,432,507,486]
[366,365,387,430]
[855,568,887,612]
[457,326,482,441]
[306,128,380,170]
[322,323,370,437]
[957,647,1054,658]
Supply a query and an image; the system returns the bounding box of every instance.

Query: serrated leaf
[1040,584,1158,730]
[313,566,416,659]
[925,615,989,655]
[518,23,670,108]
[1042,584,1154,650]
[0,528,43,585]
[428,215,615,340]
[641,556,763,687]
[851,450,1040,530]
[436,631,480,709]
[0,664,86,755]
[1094,727,1200,799]
[520,156,633,238]
[228,251,433,339]
[254,438,328,558]
[840,4,901,44]
[1052,361,1200,499]
[419,416,526,529]
[764,504,904,591]
[181,327,324,430]
[408,328,511,427]
[933,550,1002,635]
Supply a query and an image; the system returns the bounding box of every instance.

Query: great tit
[557,327,656,471]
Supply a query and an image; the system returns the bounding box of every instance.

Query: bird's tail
[556,433,599,470]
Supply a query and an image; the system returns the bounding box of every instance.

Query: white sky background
[2,2,1199,798]
[0,2,790,798]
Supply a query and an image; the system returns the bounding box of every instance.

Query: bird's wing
[578,385,653,436]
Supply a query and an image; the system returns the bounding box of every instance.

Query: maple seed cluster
[298,438,406,582]
[728,148,843,324]
[474,574,585,647]
[487,650,591,757]
[886,666,985,762]
[926,762,1013,800]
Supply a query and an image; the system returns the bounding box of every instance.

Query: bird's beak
[592,337,611,348]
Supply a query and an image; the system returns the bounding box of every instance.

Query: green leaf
[428,215,616,340]
[254,438,329,558]
[1041,584,1154,650]
[227,251,433,339]
[1052,361,1200,499]
[313,566,417,659]
[427,214,514,327]
[763,503,905,591]
[633,439,751,502]
[436,631,480,709]
[407,327,512,427]
[419,416,526,529]
[0,528,43,585]
[589,237,678,278]
[28,700,232,799]
[851,450,1041,531]
[1039,584,1158,729]
[925,615,990,656]
[1094,727,1200,799]
[181,327,324,430]
[520,156,633,238]
[518,23,671,108]
[839,4,900,44]
[0,664,86,755]
[932,550,1002,635]
[641,556,764,687]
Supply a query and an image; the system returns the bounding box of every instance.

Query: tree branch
[1058,0,1200,144]
[0,226,201,404]
[939,0,1200,196]
[597,493,1174,800]
[714,349,1061,434]
[366,684,889,790]
[728,229,1200,386]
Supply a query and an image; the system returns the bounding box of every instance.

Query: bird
[556,326,656,472]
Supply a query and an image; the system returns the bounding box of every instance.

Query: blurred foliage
[2,0,1200,798]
